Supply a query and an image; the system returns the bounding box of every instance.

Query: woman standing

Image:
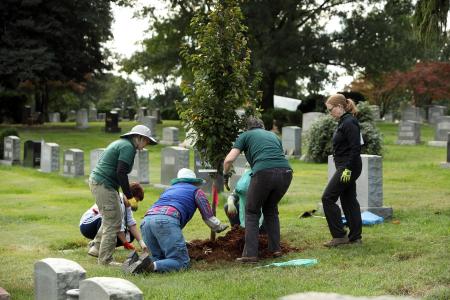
[322,94,363,247]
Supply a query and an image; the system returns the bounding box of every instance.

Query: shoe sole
[122,251,140,272]
[129,255,153,274]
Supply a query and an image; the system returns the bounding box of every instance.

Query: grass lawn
[0,121,449,299]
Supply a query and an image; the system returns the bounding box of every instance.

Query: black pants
[243,168,292,257]
[322,159,362,241]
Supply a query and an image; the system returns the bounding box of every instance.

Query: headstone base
[0,159,20,166]
[440,162,450,169]
[396,140,420,145]
[317,203,393,219]
[428,141,447,147]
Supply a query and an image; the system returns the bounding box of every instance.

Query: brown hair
[130,182,144,201]
[326,94,358,116]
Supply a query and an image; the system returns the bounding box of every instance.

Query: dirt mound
[187,225,300,262]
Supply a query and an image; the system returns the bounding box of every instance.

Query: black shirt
[332,112,361,169]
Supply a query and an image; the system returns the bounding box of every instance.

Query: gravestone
[282,126,302,157]
[428,105,447,125]
[401,106,421,123]
[76,109,89,129]
[161,146,190,186]
[302,112,324,133]
[63,149,84,177]
[2,136,20,165]
[151,108,162,123]
[34,258,86,300]
[142,116,157,138]
[434,116,450,141]
[40,142,60,173]
[48,112,61,123]
[137,107,147,122]
[179,128,197,148]
[369,105,381,120]
[160,127,179,145]
[22,105,31,124]
[129,149,149,184]
[396,121,420,145]
[90,148,105,172]
[0,287,10,300]
[79,277,143,300]
[383,112,394,122]
[321,154,392,218]
[97,113,106,121]
[23,140,41,168]
[126,106,136,120]
[228,154,248,191]
[67,110,76,122]
[89,107,98,122]
[112,108,122,120]
[105,111,121,133]
[193,151,224,193]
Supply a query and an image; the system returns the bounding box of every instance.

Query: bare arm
[223,148,241,174]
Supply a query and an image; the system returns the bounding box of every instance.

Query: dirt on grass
[187,225,300,262]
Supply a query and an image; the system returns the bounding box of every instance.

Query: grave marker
[105,111,121,133]
[302,112,324,133]
[2,136,20,165]
[79,277,143,300]
[396,121,420,145]
[90,148,105,172]
[161,147,190,186]
[63,149,84,177]
[23,140,41,168]
[40,142,60,173]
[129,149,149,184]
[160,127,179,145]
[76,109,89,129]
[282,126,301,157]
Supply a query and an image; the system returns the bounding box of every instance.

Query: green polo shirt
[233,128,290,174]
[91,138,136,190]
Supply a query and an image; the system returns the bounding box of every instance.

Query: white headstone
[79,277,143,300]
[48,112,61,123]
[90,148,105,172]
[179,128,197,148]
[88,107,98,122]
[401,106,422,123]
[129,149,149,184]
[137,107,147,122]
[397,121,420,145]
[228,154,248,191]
[76,109,89,129]
[161,146,190,186]
[325,154,392,218]
[428,105,447,124]
[160,127,180,145]
[434,116,450,141]
[63,149,84,177]
[3,136,20,164]
[141,116,157,138]
[282,126,302,157]
[40,142,60,173]
[302,112,325,133]
[34,258,86,300]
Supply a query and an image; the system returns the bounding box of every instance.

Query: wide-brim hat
[120,125,158,145]
[170,168,204,185]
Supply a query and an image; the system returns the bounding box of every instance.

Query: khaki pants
[89,180,122,265]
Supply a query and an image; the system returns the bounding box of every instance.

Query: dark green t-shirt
[233,128,290,174]
[91,138,136,189]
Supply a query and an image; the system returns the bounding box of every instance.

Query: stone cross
[79,277,143,300]
[160,127,179,145]
[40,142,60,173]
[76,109,89,129]
[129,149,149,184]
[396,121,420,145]
[3,136,20,165]
[90,148,105,172]
[23,140,41,168]
[34,258,86,300]
[160,146,190,186]
[63,149,84,177]
[324,154,393,218]
[282,126,302,157]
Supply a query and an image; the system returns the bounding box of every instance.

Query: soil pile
[187,225,299,262]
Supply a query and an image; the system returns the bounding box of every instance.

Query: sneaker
[236,256,258,264]
[88,246,99,257]
[349,239,362,245]
[122,251,140,272]
[107,261,122,267]
[88,240,95,248]
[128,253,154,274]
[323,237,349,247]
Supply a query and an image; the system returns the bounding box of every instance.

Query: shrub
[0,128,20,159]
[355,101,375,123]
[161,107,180,120]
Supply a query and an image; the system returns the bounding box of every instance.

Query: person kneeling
[126,168,228,274]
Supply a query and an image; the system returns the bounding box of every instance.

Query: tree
[0,0,114,121]
[413,0,449,46]
[177,0,259,173]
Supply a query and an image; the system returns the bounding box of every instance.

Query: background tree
[177,0,260,173]
[413,0,449,46]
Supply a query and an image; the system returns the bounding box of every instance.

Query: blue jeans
[140,215,190,272]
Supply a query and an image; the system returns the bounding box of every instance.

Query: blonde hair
[326,94,358,116]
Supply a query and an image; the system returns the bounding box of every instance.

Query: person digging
[124,168,228,274]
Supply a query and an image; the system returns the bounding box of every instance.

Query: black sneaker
[128,253,154,274]
[122,251,140,272]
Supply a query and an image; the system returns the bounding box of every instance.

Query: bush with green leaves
[305,102,383,163]
[0,128,19,159]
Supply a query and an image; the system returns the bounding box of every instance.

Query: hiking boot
[128,253,154,274]
[88,246,99,257]
[236,256,258,264]
[122,251,140,272]
[323,237,349,247]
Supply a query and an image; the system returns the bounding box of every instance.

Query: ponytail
[345,98,358,116]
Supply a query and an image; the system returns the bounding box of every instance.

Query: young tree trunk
[261,73,276,110]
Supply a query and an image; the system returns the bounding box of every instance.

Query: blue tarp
[260,259,318,268]
[342,211,384,226]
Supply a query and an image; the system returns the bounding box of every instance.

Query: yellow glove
[340,168,352,183]
[128,197,139,211]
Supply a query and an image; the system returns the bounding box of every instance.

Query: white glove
[139,239,148,252]
[205,216,229,233]
[226,195,237,217]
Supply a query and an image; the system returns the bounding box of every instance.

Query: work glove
[205,216,229,233]
[226,194,237,217]
[340,168,352,183]
[128,197,139,211]
[123,242,135,250]
[139,240,148,253]
[223,172,232,191]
